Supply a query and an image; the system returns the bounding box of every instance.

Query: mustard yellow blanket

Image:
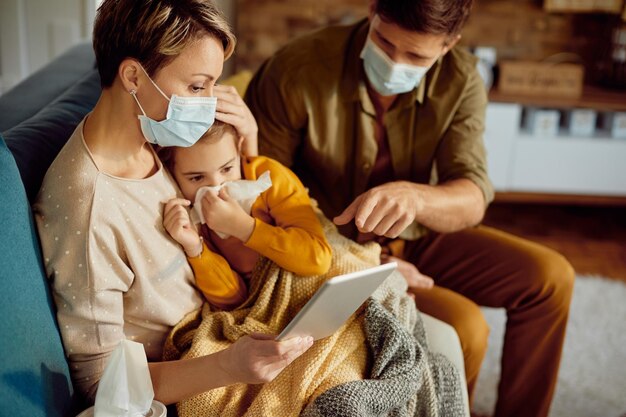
[162,218,464,417]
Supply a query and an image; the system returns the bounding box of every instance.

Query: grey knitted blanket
[303,291,466,417]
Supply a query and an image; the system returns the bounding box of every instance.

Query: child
[159,121,332,310]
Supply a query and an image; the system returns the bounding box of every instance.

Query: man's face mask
[130,65,217,147]
[360,34,435,97]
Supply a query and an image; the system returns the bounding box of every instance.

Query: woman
[33,0,312,405]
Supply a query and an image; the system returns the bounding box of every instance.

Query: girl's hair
[157,121,238,172]
[375,0,474,38]
[93,0,236,88]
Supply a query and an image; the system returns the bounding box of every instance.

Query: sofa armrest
[0,42,96,132]
[0,135,79,417]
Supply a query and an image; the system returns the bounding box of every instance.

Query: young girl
[159,121,332,310]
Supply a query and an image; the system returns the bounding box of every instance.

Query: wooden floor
[483,203,626,281]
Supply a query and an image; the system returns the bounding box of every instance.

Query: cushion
[0,134,79,417]
[221,70,254,97]
[3,68,101,203]
[0,42,96,132]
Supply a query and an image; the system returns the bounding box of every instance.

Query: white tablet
[276,262,397,341]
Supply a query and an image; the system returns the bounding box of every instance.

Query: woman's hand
[163,198,202,257]
[201,188,255,242]
[217,333,314,384]
[149,333,313,404]
[214,84,258,157]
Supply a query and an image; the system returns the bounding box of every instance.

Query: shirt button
[362,162,371,172]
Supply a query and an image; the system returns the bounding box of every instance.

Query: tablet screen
[276,262,397,341]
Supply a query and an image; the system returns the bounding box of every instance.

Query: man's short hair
[93,0,236,88]
[375,0,474,37]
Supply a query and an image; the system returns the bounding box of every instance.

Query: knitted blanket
[162,217,465,417]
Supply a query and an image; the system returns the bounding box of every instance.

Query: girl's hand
[382,254,434,291]
[200,188,255,242]
[214,84,258,157]
[163,198,202,257]
[217,333,314,384]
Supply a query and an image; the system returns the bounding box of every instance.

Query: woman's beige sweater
[33,119,203,400]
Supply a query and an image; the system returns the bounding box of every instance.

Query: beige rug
[472,275,626,417]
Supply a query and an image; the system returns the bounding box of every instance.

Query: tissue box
[76,401,167,417]
[563,109,597,137]
[603,112,626,139]
[525,108,561,137]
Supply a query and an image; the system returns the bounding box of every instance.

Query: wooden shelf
[489,85,626,112]
[494,192,626,206]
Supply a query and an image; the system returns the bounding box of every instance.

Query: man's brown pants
[400,226,575,417]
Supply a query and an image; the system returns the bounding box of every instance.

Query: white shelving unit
[484,102,626,197]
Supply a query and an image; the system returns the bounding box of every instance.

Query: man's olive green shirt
[245,18,493,240]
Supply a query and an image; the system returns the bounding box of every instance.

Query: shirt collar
[341,18,431,107]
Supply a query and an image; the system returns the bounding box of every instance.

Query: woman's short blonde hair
[93,0,236,87]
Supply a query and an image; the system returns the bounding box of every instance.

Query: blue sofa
[0,42,100,417]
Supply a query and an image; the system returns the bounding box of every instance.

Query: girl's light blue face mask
[130,65,217,147]
[360,34,434,97]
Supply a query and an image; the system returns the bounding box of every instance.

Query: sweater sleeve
[187,240,248,310]
[244,158,332,276]
[35,196,135,402]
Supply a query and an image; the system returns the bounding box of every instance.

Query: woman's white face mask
[360,33,436,96]
[130,65,217,147]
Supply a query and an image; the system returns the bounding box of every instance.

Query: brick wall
[462,0,617,83]
[234,0,621,83]
[235,0,367,70]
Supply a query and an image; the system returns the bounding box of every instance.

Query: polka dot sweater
[33,119,204,401]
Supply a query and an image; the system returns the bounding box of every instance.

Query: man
[245,1,575,416]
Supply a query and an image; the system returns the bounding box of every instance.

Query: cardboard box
[499,61,584,98]
[545,0,624,13]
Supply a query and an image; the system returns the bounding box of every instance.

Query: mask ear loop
[137,64,171,102]
[129,90,149,117]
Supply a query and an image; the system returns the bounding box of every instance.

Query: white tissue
[93,340,155,417]
[190,170,272,239]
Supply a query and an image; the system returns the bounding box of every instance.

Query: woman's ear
[119,59,141,93]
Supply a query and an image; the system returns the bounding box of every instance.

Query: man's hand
[217,333,314,384]
[333,181,422,238]
[201,188,255,242]
[162,198,202,257]
[383,255,434,291]
[214,84,258,157]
